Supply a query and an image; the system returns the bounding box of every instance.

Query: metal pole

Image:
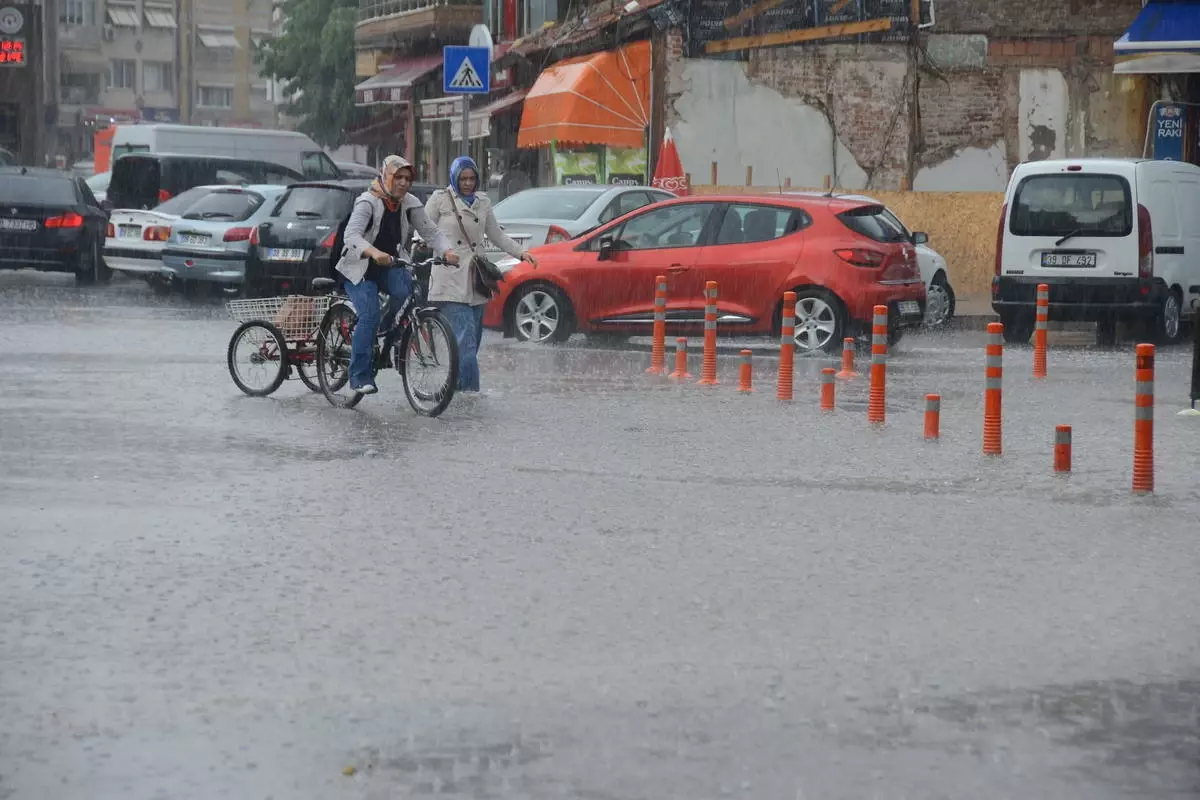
[1191,306,1200,409]
[460,95,470,156]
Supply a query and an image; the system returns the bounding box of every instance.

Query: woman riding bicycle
[335,155,458,395]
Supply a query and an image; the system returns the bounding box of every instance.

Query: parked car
[0,166,111,283]
[0,147,15,167]
[243,179,371,297]
[483,194,926,353]
[103,185,221,281]
[86,171,111,207]
[489,185,676,254]
[788,191,955,327]
[108,153,302,212]
[335,161,379,179]
[994,157,1195,345]
[159,185,288,293]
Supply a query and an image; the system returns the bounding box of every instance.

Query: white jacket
[335,190,450,285]
[424,188,526,306]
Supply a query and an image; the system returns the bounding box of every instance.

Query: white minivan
[109,124,342,181]
[993,157,1200,344]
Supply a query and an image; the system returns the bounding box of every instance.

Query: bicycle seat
[312,277,339,293]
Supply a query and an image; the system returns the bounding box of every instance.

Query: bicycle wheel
[227,321,288,397]
[315,302,364,409]
[398,308,459,417]
[293,342,322,393]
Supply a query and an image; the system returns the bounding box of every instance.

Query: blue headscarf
[450,155,480,206]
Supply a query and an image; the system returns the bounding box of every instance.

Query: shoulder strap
[448,194,478,254]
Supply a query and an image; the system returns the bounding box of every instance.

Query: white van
[109,124,342,182]
[993,157,1200,344]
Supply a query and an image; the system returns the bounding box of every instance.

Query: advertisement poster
[553,146,601,185]
[606,147,646,185]
[1154,103,1186,161]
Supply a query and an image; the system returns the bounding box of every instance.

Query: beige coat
[424,188,526,306]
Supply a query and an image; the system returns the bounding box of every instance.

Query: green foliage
[256,0,361,147]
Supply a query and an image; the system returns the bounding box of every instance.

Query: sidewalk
[952,294,1093,332]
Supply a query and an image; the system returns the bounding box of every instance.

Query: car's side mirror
[912,231,929,245]
[597,235,615,261]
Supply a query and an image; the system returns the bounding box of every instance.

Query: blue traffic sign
[443,46,490,95]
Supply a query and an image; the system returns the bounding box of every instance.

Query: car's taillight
[249,225,260,246]
[994,203,1007,277]
[834,248,886,268]
[1138,203,1153,280]
[158,189,171,203]
[45,212,84,229]
[224,227,252,242]
[106,222,115,238]
[319,230,337,249]
[143,225,170,242]
[545,225,570,244]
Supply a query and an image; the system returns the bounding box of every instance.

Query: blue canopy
[1115,1,1200,73]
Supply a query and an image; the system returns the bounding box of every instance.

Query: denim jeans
[345,267,412,388]
[437,302,485,392]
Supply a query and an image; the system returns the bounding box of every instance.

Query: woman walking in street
[425,155,537,393]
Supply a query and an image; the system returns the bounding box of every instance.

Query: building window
[143,61,173,93]
[143,5,177,28]
[60,0,95,26]
[197,85,233,108]
[106,2,140,27]
[196,28,239,48]
[109,59,136,90]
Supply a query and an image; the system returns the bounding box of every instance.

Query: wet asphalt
[1,272,1199,799]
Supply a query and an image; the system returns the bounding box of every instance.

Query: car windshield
[1010,173,1133,237]
[181,190,265,221]
[493,188,607,221]
[0,175,77,205]
[273,187,350,219]
[152,186,213,216]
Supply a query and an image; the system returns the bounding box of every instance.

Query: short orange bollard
[698,281,719,386]
[820,367,835,410]
[924,394,940,440]
[669,337,691,379]
[647,275,667,375]
[1054,424,1072,473]
[1133,343,1155,493]
[1033,283,1049,379]
[867,305,888,424]
[777,291,796,401]
[738,349,754,393]
[983,322,1004,456]
[836,337,858,379]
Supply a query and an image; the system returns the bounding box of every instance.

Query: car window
[301,151,341,180]
[837,205,911,243]
[77,178,99,207]
[153,186,215,215]
[273,186,351,219]
[714,204,808,245]
[493,188,608,221]
[180,190,266,221]
[1009,173,1133,238]
[610,204,715,251]
[599,191,651,224]
[0,175,78,204]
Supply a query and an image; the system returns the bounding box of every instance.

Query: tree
[256,0,362,148]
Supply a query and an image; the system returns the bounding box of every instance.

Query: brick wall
[917,70,1009,169]
[934,0,1140,36]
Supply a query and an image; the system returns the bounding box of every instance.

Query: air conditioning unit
[102,24,116,41]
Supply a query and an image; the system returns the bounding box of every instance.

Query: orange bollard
[836,337,858,379]
[1033,283,1049,379]
[924,394,941,440]
[1054,424,1072,473]
[698,281,719,386]
[647,275,668,374]
[1133,343,1155,493]
[867,305,888,424]
[737,349,754,393]
[777,291,796,400]
[983,321,1004,456]
[669,337,691,379]
[820,367,835,411]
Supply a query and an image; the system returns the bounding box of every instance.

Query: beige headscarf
[370,154,415,211]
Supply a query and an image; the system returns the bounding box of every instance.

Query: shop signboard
[0,5,29,67]
[606,147,647,185]
[553,147,601,185]
[1153,103,1187,161]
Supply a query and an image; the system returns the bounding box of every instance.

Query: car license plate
[266,248,306,262]
[1041,252,1096,267]
[119,224,141,239]
[898,300,921,316]
[0,218,37,232]
[182,234,210,246]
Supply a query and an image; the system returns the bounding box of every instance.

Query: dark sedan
[0,166,111,283]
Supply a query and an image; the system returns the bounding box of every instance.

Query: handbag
[448,194,505,299]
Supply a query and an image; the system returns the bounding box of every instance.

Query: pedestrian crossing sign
[443,46,491,95]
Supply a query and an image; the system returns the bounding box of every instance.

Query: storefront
[418,89,526,185]
[352,54,443,166]
[1114,0,1200,162]
[516,39,651,186]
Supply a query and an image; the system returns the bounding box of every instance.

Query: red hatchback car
[483,194,926,353]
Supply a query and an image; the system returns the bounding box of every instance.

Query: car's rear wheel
[999,312,1034,344]
[790,289,844,355]
[74,236,108,284]
[924,274,955,327]
[510,283,574,344]
[1143,288,1184,344]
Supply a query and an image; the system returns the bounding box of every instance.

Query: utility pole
[41,0,59,163]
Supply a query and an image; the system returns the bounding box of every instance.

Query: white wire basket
[226,296,332,342]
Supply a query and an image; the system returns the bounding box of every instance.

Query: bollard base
[1178,408,1200,417]
[836,371,858,380]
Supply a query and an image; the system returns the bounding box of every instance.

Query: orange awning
[517,40,650,150]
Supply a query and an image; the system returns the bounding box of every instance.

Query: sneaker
[352,382,378,395]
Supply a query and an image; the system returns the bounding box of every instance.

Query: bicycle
[312,257,460,417]
[225,293,330,397]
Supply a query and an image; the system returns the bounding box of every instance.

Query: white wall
[1018,69,1068,162]
[671,59,867,189]
[914,142,1008,191]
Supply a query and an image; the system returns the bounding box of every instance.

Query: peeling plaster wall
[1018,69,1068,162]
[914,143,1008,191]
[670,58,868,189]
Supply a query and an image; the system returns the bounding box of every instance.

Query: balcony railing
[59,24,102,49]
[359,0,476,22]
[356,0,481,45]
[59,86,102,105]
